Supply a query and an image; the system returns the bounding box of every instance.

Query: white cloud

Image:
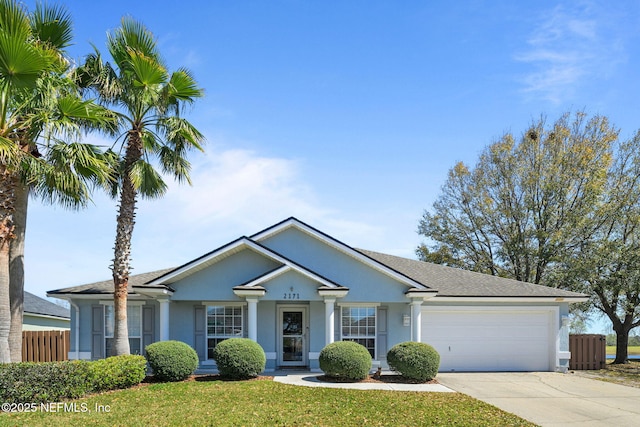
[515,1,626,103]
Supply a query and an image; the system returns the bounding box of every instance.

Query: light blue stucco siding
[169,248,281,301]
[260,227,413,302]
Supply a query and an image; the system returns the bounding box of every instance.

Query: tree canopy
[418,111,640,363]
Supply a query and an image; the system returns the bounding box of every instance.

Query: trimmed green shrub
[387,341,440,381]
[319,341,372,381]
[0,360,93,403]
[90,354,147,391]
[145,340,199,382]
[212,338,266,379]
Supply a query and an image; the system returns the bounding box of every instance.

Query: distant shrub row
[0,355,146,403]
[0,337,440,404]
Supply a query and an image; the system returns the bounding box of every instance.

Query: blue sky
[24,1,639,333]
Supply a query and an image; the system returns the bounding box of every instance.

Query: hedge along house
[48,217,587,372]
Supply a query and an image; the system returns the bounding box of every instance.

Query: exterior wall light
[403,314,410,327]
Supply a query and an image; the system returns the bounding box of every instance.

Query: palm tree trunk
[9,181,27,362]
[0,164,16,363]
[111,131,143,356]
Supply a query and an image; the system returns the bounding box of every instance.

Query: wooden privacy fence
[569,334,606,370]
[22,330,70,362]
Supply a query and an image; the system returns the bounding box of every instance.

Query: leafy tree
[418,111,640,363]
[551,134,640,363]
[74,18,204,355]
[418,112,616,285]
[0,1,115,362]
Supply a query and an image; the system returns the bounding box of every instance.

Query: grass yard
[0,379,534,427]
[606,346,640,355]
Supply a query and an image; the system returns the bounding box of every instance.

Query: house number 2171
[283,293,300,300]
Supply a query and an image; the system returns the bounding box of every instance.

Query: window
[207,305,243,359]
[105,304,142,357]
[341,306,376,358]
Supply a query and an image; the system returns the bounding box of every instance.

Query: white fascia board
[427,297,589,303]
[146,237,252,285]
[46,293,152,300]
[146,236,340,288]
[132,286,174,297]
[244,265,291,287]
[252,218,428,290]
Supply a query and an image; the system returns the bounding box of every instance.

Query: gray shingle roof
[47,248,586,299]
[47,268,175,295]
[24,291,70,319]
[358,249,585,298]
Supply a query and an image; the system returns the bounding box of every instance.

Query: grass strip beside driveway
[2,379,535,426]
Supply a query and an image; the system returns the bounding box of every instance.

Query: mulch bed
[142,373,437,385]
[317,374,439,385]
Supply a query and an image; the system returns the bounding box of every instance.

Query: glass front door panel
[283,311,303,335]
[281,310,305,364]
[283,337,303,361]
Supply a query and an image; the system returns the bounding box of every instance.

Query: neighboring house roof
[46,217,586,300]
[358,249,584,298]
[47,268,175,296]
[24,291,70,319]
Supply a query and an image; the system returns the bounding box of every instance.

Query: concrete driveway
[437,372,640,427]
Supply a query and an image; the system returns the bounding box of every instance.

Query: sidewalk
[272,370,454,392]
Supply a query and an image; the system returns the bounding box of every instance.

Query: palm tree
[74,17,204,355]
[0,1,116,362]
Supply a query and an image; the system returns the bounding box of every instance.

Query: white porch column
[405,289,437,343]
[318,287,349,346]
[247,297,259,342]
[159,299,170,341]
[324,298,336,345]
[410,300,422,342]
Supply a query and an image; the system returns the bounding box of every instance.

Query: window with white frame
[206,305,243,359]
[341,306,376,358]
[104,304,142,357]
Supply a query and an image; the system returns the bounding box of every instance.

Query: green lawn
[606,346,640,355]
[1,379,534,426]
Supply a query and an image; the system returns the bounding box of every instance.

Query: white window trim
[205,304,245,360]
[340,305,378,360]
[100,300,146,306]
[103,302,143,357]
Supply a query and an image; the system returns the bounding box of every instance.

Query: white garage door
[421,307,554,372]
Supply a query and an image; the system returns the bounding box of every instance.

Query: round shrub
[212,338,266,379]
[387,341,440,381]
[90,355,147,391]
[145,340,199,382]
[319,341,372,381]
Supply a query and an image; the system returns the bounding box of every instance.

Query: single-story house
[23,291,70,331]
[48,217,586,372]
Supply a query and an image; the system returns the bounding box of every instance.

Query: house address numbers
[283,287,300,300]
[283,292,300,300]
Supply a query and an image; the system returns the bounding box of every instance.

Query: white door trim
[277,305,309,367]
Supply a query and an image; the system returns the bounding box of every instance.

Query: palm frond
[0,32,50,88]
[29,2,73,50]
[0,0,31,40]
[128,50,167,88]
[108,16,161,70]
[158,116,205,151]
[165,68,203,104]
[129,158,166,199]
[157,145,192,184]
[0,134,19,165]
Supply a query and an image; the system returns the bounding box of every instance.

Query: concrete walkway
[437,372,640,427]
[272,370,454,392]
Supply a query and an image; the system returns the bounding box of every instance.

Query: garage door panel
[422,308,552,372]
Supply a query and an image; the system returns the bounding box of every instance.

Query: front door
[278,306,308,367]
